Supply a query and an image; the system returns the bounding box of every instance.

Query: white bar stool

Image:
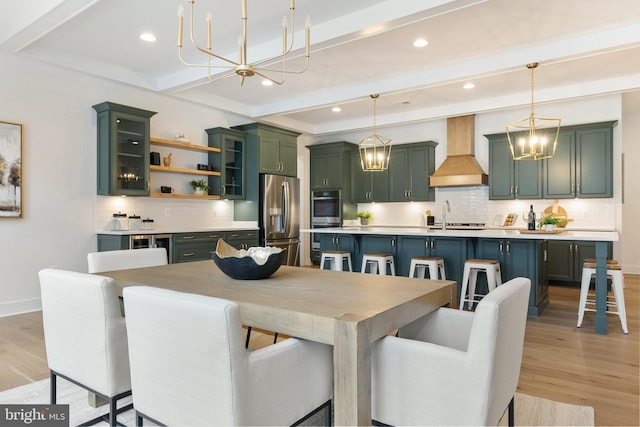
[459,259,502,310]
[409,256,446,280]
[578,261,628,334]
[361,253,395,275]
[320,250,353,272]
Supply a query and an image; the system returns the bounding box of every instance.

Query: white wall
[621,96,640,274]
[0,53,250,316]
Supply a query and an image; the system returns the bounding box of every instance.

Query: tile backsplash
[356,186,617,230]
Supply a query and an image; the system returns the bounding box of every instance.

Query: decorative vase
[360,218,369,225]
[193,188,207,196]
[545,224,554,231]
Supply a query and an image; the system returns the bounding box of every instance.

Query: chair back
[87,247,167,273]
[38,268,130,397]
[468,277,530,425]
[123,286,249,426]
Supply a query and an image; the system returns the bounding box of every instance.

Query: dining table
[100,260,457,426]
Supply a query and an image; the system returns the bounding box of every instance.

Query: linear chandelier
[359,94,392,172]
[505,63,561,160]
[177,0,310,86]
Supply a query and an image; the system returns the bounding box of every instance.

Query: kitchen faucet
[442,200,450,230]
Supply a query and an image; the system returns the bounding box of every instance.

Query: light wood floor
[1,279,638,426]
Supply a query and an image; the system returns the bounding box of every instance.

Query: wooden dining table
[100,260,456,426]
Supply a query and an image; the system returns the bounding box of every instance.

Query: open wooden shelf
[150,165,220,176]
[150,137,221,153]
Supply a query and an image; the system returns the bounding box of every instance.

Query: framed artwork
[0,121,23,218]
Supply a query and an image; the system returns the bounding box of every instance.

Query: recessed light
[332,106,342,113]
[413,38,428,48]
[262,80,273,86]
[463,83,475,89]
[140,33,156,42]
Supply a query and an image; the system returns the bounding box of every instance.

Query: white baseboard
[0,298,42,318]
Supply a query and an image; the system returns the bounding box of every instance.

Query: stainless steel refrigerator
[259,174,300,266]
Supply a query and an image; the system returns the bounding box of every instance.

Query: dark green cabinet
[226,230,259,250]
[97,235,130,251]
[233,123,299,177]
[350,151,389,202]
[487,134,543,200]
[206,127,246,199]
[173,231,226,263]
[546,240,612,285]
[319,234,357,267]
[92,102,157,196]
[476,238,548,315]
[308,142,355,190]
[397,236,471,286]
[543,122,615,199]
[389,142,437,202]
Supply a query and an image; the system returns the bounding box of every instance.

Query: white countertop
[301,226,619,242]
[97,226,259,236]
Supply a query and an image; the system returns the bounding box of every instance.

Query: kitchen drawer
[173,241,216,263]
[226,230,259,249]
[173,231,227,244]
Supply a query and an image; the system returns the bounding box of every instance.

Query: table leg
[595,241,608,335]
[333,314,371,426]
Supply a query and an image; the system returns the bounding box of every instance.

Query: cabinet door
[408,145,433,201]
[311,151,343,189]
[576,126,612,198]
[543,131,576,198]
[389,148,411,202]
[535,240,549,314]
[488,136,515,200]
[397,237,429,276]
[431,237,469,288]
[259,137,281,174]
[219,133,246,199]
[279,138,298,177]
[310,154,328,189]
[504,239,537,281]
[546,240,574,282]
[514,159,543,199]
[350,152,371,202]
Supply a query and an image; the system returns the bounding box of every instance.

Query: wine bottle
[527,205,536,230]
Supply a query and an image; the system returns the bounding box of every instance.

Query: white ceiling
[2,0,640,135]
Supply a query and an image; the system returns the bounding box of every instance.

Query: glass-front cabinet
[93,102,157,196]
[206,127,246,200]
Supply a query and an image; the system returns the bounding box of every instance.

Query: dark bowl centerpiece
[212,239,286,280]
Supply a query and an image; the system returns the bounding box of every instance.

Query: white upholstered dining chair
[38,268,132,427]
[371,277,531,426]
[87,247,168,273]
[123,286,333,426]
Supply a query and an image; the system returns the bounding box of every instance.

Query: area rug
[0,378,594,426]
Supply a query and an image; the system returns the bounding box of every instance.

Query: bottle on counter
[527,205,536,230]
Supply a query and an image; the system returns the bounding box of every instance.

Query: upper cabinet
[308,142,355,190]
[234,123,300,177]
[486,121,615,200]
[487,134,543,200]
[543,122,615,199]
[206,127,246,200]
[388,142,437,202]
[350,151,389,202]
[92,102,156,196]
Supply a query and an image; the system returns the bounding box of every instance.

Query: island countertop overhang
[301,226,619,242]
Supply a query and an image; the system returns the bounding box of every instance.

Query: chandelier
[506,63,561,160]
[359,94,392,172]
[177,0,310,86]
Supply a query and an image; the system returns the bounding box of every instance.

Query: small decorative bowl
[212,239,286,280]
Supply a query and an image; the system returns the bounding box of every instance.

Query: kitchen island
[303,226,619,334]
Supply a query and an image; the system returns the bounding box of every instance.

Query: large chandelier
[506,63,561,160]
[177,0,310,86]
[359,94,392,172]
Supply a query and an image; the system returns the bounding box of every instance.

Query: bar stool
[459,259,502,310]
[409,256,446,280]
[320,250,353,272]
[578,261,628,334]
[361,253,395,275]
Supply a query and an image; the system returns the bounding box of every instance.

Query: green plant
[356,211,372,219]
[190,179,209,192]
[538,214,562,228]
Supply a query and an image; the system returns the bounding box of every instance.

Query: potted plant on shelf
[356,211,372,226]
[190,179,209,196]
[538,214,562,231]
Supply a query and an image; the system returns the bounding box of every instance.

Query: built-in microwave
[311,190,342,224]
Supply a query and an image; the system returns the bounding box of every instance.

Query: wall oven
[311,190,342,224]
[130,234,173,263]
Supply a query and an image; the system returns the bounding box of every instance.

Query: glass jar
[141,218,155,230]
[111,213,128,231]
[128,215,141,230]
